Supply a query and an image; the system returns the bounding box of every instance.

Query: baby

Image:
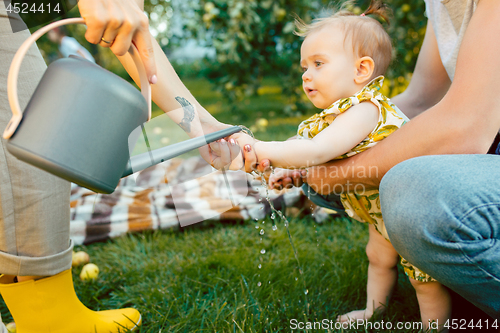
[241,1,451,330]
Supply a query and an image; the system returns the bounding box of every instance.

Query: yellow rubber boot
[0,270,141,333]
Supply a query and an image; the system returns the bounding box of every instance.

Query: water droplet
[257,282,262,287]
[254,218,259,221]
[304,289,309,295]
[295,277,298,281]
[260,229,265,235]
[258,264,262,269]
[255,225,259,229]
[260,249,266,254]
[268,281,271,284]
[272,225,277,231]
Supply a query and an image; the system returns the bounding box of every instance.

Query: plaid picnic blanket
[70,156,330,245]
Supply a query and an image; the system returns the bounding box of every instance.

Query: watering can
[2,18,241,194]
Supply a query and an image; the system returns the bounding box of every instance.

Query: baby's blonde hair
[295,0,392,79]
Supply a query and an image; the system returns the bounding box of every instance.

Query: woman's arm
[300,0,500,194]
[253,102,379,168]
[390,20,451,119]
[117,37,228,137]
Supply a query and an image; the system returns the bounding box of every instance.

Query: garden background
[1,0,469,332]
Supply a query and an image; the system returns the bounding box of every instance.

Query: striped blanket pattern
[70,156,319,245]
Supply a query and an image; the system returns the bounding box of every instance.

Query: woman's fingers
[242,145,257,173]
[127,14,157,84]
[209,139,236,170]
[227,138,243,170]
[78,0,157,83]
[79,0,107,44]
[98,2,122,47]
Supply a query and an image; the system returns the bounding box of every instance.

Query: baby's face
[300,25,359,109]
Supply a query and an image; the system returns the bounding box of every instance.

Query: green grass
[0,217,422,332]
[75,217,422,332]
[0,77,426,332]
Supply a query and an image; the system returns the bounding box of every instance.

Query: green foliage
[383,0,427,96]
[190,0,331,114]
[33,0,426,116]
[187,0,426,114]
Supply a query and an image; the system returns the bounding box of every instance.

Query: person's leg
[0,6,73,328]
[0,5,140,331]
[380,155,500,319]
[338,224,400,322]
[0,314,6,333]
[0,11,73,279]
[409,278,451,332]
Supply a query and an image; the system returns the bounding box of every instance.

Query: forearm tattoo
[175,96,195,133]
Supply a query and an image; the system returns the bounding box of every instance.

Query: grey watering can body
[3,18,241,194]
[7,56,148,194]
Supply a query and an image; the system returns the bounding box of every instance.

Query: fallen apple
[80,263,99,281]
[72,251,90,267]
[5,322,16,333]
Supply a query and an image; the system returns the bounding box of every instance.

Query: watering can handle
[3,17,152,140]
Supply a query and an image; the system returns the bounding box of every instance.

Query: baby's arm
[253,102,379,169]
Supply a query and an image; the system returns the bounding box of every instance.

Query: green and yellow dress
[298,76,434,282]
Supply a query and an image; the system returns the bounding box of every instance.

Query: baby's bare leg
[410,278,451,332]
[338,224,399,322]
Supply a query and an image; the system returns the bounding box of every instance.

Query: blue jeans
[380,155,500,319]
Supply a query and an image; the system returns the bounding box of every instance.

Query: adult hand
[228,132,271,173]
[239,142,271,174]
[208,132,257,171]
[208,138,241,170]
[78,0,157,84]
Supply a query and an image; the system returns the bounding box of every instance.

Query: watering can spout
[122,126,242,178]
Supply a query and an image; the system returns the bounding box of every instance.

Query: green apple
[72,251,90,267]
[80,263,99,281]
[6,322,16,333]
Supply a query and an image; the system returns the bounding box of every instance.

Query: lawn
[0,77,427,332]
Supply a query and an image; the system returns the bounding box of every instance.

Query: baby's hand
[269,168,300,190]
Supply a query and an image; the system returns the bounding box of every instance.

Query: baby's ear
[354,56,375,85]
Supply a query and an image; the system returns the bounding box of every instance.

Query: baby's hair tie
[360,13,366,17]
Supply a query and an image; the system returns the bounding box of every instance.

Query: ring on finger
[101,37,113,44]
